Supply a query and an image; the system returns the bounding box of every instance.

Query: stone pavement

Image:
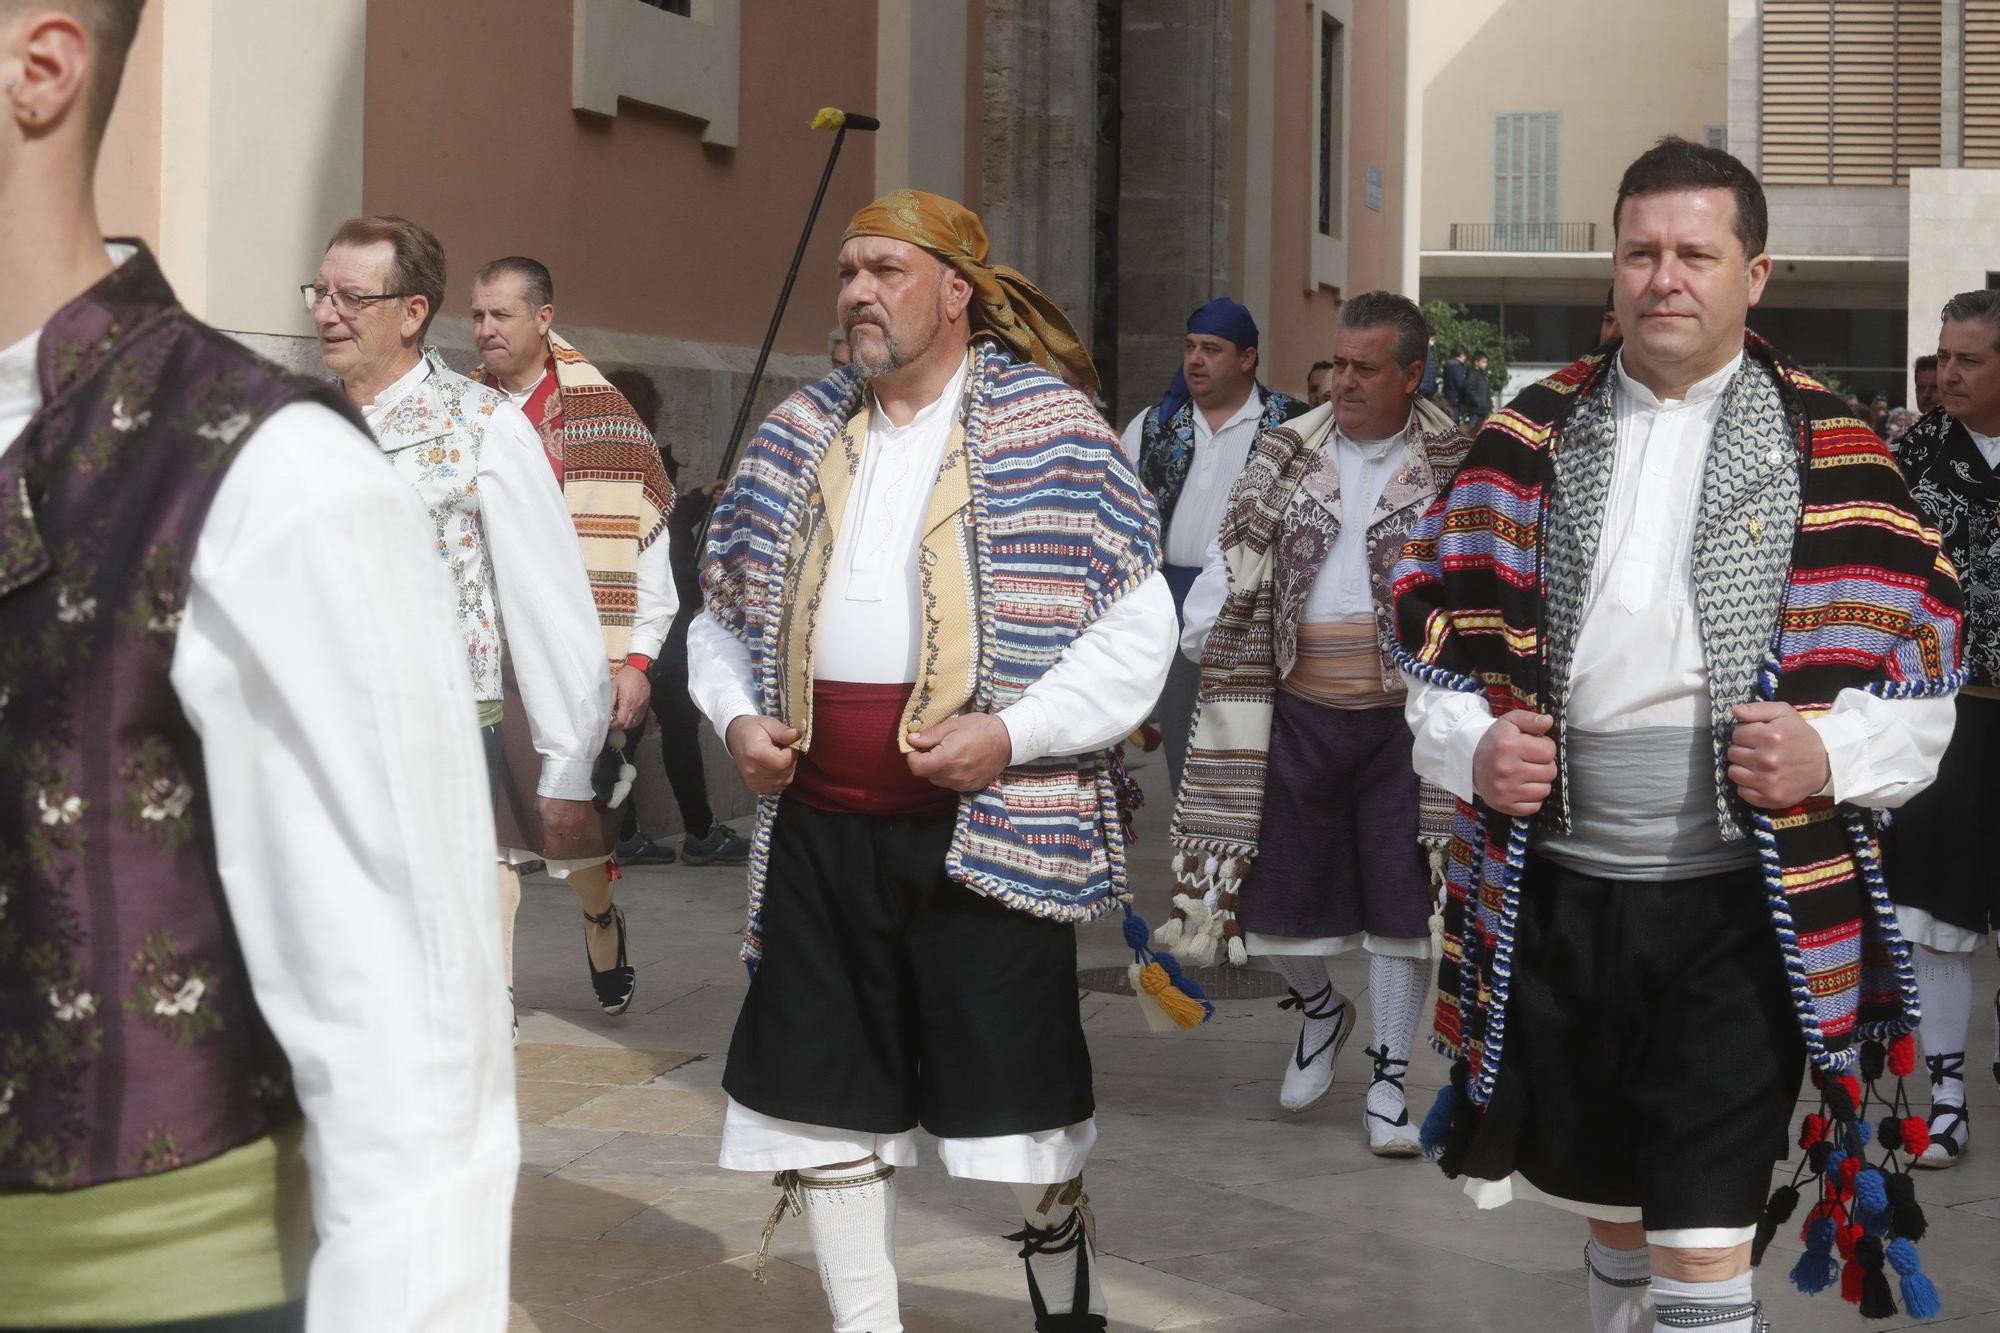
[504,747,2000,1331]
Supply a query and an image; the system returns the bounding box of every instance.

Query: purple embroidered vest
[0,245,359,1189]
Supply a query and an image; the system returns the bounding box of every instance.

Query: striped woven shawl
[702,340,1162,963]
[1391,335,1964,1105]
[473,333,674,663]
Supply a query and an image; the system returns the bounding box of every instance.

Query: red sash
[790,681,958,817]
[519,353,563,479]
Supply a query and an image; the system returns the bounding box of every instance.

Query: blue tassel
[1791,1247,1840,1295]
[1888,1232,1936,1320]
[1792,1218,1840,1295]
[1419,1084,1459,1158]
[1173,970,1211,1005]
[1855,1167,1890,1218]
[1885,1239,1941,1319]
[1853,1117,1873,1146]
[1122,914,1151,952]
[1900,1270,1941,1320]
[1825,1148,1849,1174]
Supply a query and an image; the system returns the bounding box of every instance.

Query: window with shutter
[1760,0,1942,185]
[1966,0,2000,164]
[1492,112,1562,250]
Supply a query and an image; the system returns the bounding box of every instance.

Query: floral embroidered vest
[0,245,351,1189]
[374,349,507,701]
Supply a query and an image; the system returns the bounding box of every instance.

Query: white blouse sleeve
[171,403,516,1333]
[475,401,613,798]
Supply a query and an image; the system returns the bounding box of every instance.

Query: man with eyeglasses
[310,215,614,1039]
[0,7,516,1330]
[465,255,679,1021]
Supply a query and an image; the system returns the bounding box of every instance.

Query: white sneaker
[1364,1046,1422,1158]
[1278,985,1354,1113]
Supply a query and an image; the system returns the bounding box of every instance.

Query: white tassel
[1226,935,1248,967]
[609,762,638,809]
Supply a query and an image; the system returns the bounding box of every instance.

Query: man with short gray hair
[1169,290,1469,1153]
[1883,286,2000,1170]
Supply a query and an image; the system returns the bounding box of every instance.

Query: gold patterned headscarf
[843,189,1099,395]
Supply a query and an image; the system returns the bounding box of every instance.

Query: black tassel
[1883,1172,1928,1242]
[1877,1116,1904,1152]
[1860,1270,1898,1318]
[1752,1184,1800,1267]
[1826,1078,1858,1121]
[1809,1140,1834,1175]
[1860,1039,1887,1084]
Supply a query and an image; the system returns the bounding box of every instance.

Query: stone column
[1115,0,1232,425]
[981,0,1099,350]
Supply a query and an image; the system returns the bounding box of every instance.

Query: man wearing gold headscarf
[688,189,1178,1332]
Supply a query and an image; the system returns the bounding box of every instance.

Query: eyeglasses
[301,284,406,316]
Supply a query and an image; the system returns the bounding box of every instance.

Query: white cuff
[999,696,1050,766]
[536,758,596,801]
[1808,709,1868,802]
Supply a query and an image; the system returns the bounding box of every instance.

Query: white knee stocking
[1583,1238,1653,1333]
[1650,1271,1762,1332]
[1915,946,1973,1105]
[1007,1179,1106,1327]
[1365,953,1430,1125]
[496,864,522,989]
[790,1160,901,1333]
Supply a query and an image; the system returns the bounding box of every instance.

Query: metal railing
[1448,222,1598,252]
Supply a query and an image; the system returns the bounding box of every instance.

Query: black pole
[717,125,848,480]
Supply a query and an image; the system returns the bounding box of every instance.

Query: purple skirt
[1234,690,1431,943]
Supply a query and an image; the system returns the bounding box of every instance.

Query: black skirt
[1882,693,2000,937]
[1460,854,1806,1231]
[722,797,1096,1139]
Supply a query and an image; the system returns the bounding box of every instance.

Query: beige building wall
[1421,0,1727,252]
[95,0,366,348]
[1906,169,2000,399]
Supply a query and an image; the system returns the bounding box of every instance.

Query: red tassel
[1837,1222,1864,1260]
[1842,1258,1865,1303]
[1800,1112,1828,1148]
[1902,1117,1931,1157]
[1888,1034,1917,1078]
[1839,1156,1863,1187]
[1838,1075,1865,1114]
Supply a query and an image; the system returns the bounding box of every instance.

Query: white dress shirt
[1178,421,1408,662]
[499,366,677,661]
[362,358,611,800]
[1968,423,2000,472]
[0,329,517,1331]
[1119,390,1268,567]
[688,371,1177,766]
[1404,352,1954,811]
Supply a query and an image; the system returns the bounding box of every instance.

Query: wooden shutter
[1967,0,2000,165]
[1761,0,1942,185]
[1492,112,1561,249]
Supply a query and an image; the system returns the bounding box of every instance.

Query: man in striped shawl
[1170,292,1468,1154]
[1394,139,1962,1331]
[469,256,677,1024]
[689,189,1176,1333]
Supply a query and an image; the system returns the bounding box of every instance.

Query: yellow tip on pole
[811,107,846,131]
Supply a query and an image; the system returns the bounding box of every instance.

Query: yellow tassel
[1137,962,1208,1029]
[811,107,847,131]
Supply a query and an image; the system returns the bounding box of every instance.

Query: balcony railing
[1448,222,1598,252]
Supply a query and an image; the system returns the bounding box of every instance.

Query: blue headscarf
[1154,297,1261,430]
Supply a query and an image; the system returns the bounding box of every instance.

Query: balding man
[468,255,678,1021]
[691,189,1176,1333]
